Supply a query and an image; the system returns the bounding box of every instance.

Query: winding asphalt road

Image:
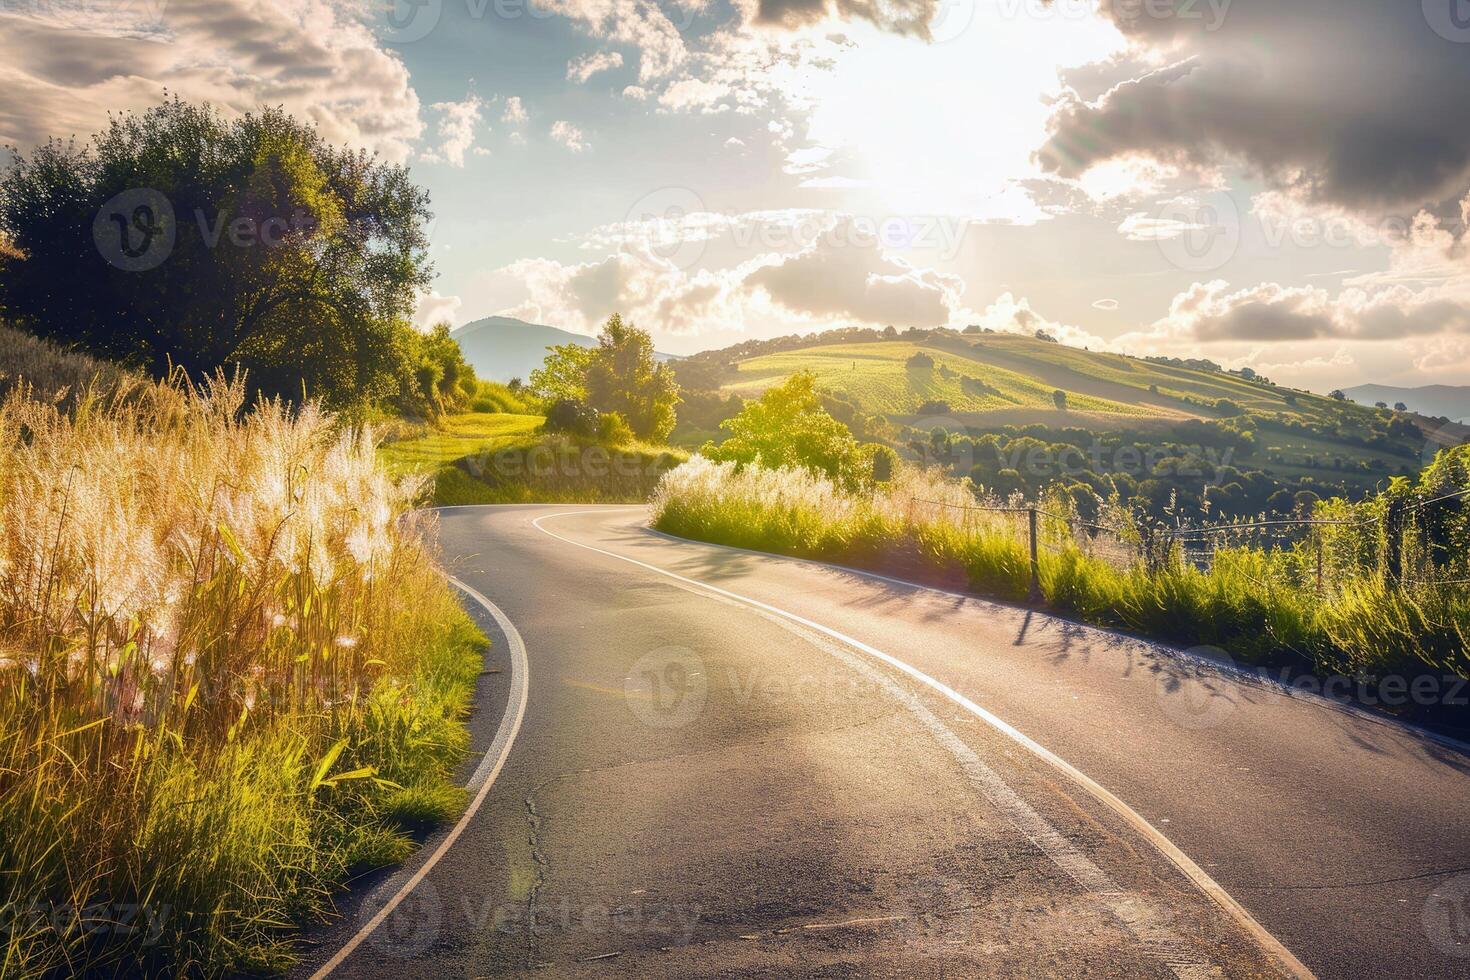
[294,504,1470,979]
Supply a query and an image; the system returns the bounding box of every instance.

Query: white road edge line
[310,576,530,979]
[531,509,1315,980]
[641,523,1470,759]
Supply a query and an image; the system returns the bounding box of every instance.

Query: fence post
[1028,507,1042,602]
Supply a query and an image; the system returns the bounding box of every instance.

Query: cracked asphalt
[293,505,1470,979]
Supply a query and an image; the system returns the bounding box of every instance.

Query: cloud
[957,292,1110,349]
[567,50,625,83]
[501,96,528,125]
[657,78,732,112]
[747,223,959,325]
[743,0,936,37]
[536,0,689,81]
[421,95,485,167]
[0,0,423,160]
[478,214,969,344]
[1039,1,1470,214]
[414,291,464,329]
[1116,211,1204,241]
[1142,280,1470,344]
[550,120,589,152]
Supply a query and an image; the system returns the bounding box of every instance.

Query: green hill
[677,328,1433,505]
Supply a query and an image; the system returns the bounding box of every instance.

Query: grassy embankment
[651,456,1470,691]
[380,406,687,505]
[0,352,486,974]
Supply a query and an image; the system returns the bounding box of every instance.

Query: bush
[906,351,935,370]
[544,398,600,437]
[861,443,899,484]
[598,410,635,446]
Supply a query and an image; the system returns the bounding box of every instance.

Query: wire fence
[905,486,1470,600]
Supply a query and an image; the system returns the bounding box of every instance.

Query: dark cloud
[1039,0,1470,213]
[1160,281,1470,343]
[750,0,934,36]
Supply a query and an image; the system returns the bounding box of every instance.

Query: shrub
[598,410,635,446]
[861,443,899,484]
[906,351,935,370]
[703,372,865,489]
[543,397,600,436]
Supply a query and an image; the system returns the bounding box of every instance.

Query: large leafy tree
[0,98,433,406]
[704,371,864,487]
[584,314,679,442]
[529,314,679,441]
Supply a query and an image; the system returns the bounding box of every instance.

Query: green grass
[651,457,1470,694]
[715,333,1422,486]
[728,342,1155,418]
[378,411,545,475]
[381,411,688,505]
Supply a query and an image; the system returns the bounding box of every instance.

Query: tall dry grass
[651,456,1470,684]
[0,374,483,974]
[0,323,128,407]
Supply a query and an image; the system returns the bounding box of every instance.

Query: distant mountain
[451,315,677,384]
[1343,384,1470,422]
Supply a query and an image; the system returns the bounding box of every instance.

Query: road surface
[295,505,1470,979]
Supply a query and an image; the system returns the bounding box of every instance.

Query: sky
[3,0,1470,389]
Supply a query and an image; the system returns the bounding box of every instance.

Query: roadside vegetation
[0,99,498,974]
[0,373,483,974]
[652,378,1470,705]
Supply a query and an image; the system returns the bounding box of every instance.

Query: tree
[1394,401,1408,412]
[393,322,477,419]
[0,98,433,407]
[703,372,863,487]
[1053,389,1068,411]
[583,314,680,442]
[529,343,594,402]
[528,314,679,442]
[1329,389,1347,401]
